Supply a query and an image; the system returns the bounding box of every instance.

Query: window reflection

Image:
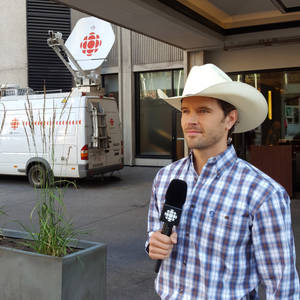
[103,74,119,106]
[230,70,300,147]
[174,69,184,160]
[230,69,300,191]
[138,71,173,156]
[174,69,184,96]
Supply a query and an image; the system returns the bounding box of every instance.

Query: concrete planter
[0,229,106,300]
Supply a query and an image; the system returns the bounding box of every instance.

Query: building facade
[1,0,300,192]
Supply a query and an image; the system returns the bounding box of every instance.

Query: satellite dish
[65,17,115,71]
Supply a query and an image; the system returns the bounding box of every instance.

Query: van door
[88,99,107,170]
[102,99,123,166]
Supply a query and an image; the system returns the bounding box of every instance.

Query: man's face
[181,96,236,152]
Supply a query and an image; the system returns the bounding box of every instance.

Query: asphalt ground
[0,166,299,299]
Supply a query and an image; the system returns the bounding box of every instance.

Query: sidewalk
[74,166,161,299]
[77,167,300,300]
[0,166,160,299]
[0,166,299,299]
[58,167,300,299]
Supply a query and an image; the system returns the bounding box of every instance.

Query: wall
[205,43,300,72]
[27,0,72,92]
[132,32,183,65]
[0,0,27,87]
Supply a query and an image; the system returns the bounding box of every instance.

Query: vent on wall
[27,0,72,92]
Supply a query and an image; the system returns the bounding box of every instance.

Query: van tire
[28,164,47,188]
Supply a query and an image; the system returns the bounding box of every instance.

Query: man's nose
[186,112,198,124]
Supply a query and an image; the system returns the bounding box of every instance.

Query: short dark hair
[217,99,237,140]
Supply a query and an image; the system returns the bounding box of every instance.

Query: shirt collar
[189,145,237,177]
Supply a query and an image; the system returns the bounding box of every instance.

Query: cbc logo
[80,32,102,57]
[164,209,178,222]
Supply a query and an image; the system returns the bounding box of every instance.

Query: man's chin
[186,142,204,150]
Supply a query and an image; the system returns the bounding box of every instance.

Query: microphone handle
[154,222,173,273]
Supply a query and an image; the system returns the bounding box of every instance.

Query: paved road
[0,167,299,299]
[0,167,160,299]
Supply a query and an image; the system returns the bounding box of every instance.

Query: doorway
[135,69,184,160]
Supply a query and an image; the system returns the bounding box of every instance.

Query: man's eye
[199,109,209,113]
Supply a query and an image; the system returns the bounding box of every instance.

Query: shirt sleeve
[145,173,162,253]
[252,189,300,299]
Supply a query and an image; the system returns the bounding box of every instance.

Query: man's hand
[149,231,177,260]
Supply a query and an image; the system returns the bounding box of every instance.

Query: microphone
[155,179,187,273]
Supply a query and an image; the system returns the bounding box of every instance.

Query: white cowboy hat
[157,64,268,133]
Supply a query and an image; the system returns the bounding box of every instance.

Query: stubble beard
[185,133,222,150]
[182,115,228,150]
[184,121,227,151]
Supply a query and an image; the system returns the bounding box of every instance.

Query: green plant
[20,87,83,257]
[20,176,81,257]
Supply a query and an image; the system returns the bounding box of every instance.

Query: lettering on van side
[22,120,82,126]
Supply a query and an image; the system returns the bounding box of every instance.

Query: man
[146,64,300,299]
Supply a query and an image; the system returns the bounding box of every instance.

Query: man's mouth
[184,129,203,135]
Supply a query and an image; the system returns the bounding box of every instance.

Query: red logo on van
[80,32,102,57]
[10,118,19,130]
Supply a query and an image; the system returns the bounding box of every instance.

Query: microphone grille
[165,179,187,209]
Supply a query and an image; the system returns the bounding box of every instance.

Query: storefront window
[230,70,300,148]
[136,69,183,157]
[230,69,300,193]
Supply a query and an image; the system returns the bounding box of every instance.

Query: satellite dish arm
[47,31,86,84]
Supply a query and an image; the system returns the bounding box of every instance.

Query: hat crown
[183,64,232,97]
[158,63,268,133]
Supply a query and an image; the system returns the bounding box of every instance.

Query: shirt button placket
[180,199,193,297]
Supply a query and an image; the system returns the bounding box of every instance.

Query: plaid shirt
[146,145,299,299]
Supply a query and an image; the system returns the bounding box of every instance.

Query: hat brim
[157,81,268,133]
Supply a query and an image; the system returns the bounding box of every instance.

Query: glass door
[135,69,184,160]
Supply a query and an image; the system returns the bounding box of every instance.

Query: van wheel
[28,164,47,188]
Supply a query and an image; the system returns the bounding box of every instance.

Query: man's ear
[226,109,238,130]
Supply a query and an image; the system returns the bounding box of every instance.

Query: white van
[0,85,123,187]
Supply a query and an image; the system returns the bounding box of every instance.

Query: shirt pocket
[194,210,251,259]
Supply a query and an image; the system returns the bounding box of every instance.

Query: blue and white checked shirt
[146,145,300,299]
